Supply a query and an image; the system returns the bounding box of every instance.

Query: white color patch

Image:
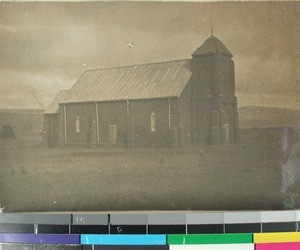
[170,244,254,250]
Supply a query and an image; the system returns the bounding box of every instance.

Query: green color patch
[167,233,253,245]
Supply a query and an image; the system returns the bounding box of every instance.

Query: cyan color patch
[80,234,166,245]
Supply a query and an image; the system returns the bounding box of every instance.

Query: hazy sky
[0,1,299,109]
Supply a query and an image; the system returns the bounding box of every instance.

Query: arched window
[76,115,80,133]
[151,111,157,132]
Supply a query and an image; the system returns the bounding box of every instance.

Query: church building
[44,35,238,147]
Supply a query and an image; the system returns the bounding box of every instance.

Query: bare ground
[2,133,299,213]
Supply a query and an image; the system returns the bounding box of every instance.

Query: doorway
[109,124,118,145]
[224,123,230,144]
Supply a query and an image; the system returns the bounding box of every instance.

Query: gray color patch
[261,211,296,223]
[33,214,71,225]
[148,213,186,225]
[72,214,108,225]
[224,212,261,224]
[186,213,224,225]
[110,214,147,225]
[0,214,34,224]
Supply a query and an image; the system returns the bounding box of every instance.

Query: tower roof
[192,35,233,57]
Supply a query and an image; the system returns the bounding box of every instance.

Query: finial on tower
[210,3,214,36]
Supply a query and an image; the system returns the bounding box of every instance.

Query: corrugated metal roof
[193,35,233,57]
[61,59,192,103]
[44,90,68,114]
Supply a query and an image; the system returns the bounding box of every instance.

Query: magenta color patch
[256,242,300,250]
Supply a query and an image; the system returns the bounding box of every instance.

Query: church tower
[191,35,238,144]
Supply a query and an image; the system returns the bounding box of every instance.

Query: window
[76,115,80,133]
[151,111,157,132]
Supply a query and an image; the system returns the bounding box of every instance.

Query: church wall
[129,98,176,146]
[43,114,59,148]
[97,101,127,145]
[64,103,96,145]
[57,98,179,147]
[214,56,237,144]
[191,55,213,144]
[57,105,65,147]
[178,81,192,146]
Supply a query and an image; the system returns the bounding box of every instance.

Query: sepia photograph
[0,1,299,212]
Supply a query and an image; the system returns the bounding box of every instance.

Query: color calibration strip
[0,232,299,249]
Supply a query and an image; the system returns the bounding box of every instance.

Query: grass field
[2,127,299,213]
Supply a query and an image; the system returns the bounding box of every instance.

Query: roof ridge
[85,58,190,72]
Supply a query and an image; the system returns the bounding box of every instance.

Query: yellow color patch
[254,232,300,243]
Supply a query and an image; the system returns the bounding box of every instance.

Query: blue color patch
[0,234,80,244]
[81,234,166,245]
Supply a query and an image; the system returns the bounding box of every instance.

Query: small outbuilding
[46,35,238,147]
